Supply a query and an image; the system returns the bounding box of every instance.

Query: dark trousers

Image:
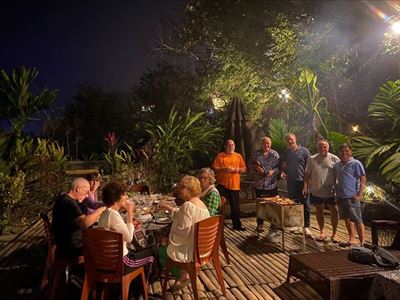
[217,185,242,229]
[287,180,311,228]
[255,188,278,226]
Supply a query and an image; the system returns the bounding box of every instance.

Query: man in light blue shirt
[334,143,366,246]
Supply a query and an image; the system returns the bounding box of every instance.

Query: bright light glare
[391,21,400,34]
[352,125,359,132]
[279,89,290,100]
[366,185,375,194]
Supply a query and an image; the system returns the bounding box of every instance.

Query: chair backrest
[40,212,55,247]
[194,215,222,266]
[220,196,227,218]
[82,228,124,284]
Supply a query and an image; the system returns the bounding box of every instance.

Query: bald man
[212,139,246,231]
[52,177,106,259]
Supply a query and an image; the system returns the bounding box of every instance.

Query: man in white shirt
[303,140,340,243]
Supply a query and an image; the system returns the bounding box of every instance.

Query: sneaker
[265,231,282,243]
[304,227,313,238]
[289,226,301,233]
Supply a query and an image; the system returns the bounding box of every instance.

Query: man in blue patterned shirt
[249,137,280,233]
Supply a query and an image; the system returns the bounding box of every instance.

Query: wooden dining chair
[80,228,148,300]
[162,215,226,300]
[219,196,231,264]
[40,213,84,300]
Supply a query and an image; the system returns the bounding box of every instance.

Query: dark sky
[1,0,184,132]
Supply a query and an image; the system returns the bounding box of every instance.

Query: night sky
[1,0,184,132]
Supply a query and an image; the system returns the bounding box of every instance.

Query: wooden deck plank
[0,210,375,300]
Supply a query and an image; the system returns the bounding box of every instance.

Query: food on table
[261,196,295,205]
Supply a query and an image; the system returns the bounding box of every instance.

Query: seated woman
[159,175,210,291]
[98,182,154,277]
[79,172,104,215]
[199,168,221,216]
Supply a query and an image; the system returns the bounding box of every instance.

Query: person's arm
[208,192,221,216]
[109,210,134,242]
[75,206,106,229]
[353,175,367,201]
[302,157,312,196]
[237,154,246,174]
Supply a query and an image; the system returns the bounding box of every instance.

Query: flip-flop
[330,237,340,244]
[316,235,328,242]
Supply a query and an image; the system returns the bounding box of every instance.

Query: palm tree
[0,67,57,137]
[352,80,400,184]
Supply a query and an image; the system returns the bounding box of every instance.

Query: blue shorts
[338,198,364,223]
[310,195,336,206]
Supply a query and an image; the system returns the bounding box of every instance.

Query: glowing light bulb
[352,125,359,132]
[391,21,400,34]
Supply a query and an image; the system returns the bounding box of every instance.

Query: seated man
[199,168,221,216]
[52,177,106,259]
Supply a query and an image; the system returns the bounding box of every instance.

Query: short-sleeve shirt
[212,151,246,191]
[305,152,340,198]
[282,146,311,181]
[334,157,366,198]
[248,149,280,191]
[52,194,83,256]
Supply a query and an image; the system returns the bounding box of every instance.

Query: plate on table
[154,217,172,224]
[135,214,152,223]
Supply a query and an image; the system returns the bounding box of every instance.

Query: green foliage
[352,80,400,184]
[267,118,301,154]
[142,108,222,193]
[0,67,57,136]
[0,171,25,232]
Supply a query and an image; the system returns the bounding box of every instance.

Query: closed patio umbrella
[227,97,265,161]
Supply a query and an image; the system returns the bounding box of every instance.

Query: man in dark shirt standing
[52,177,106,258]
[281,133,312,237]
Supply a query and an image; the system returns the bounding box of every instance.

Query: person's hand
[125,201,135,213]
[159,203,174,212]
[302,186,308,198]
[280,171,287,179]
[267,170,274,177]
[255,165,264,175]
[352,194,361,201]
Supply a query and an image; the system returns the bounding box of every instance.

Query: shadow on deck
[0,213,372,300]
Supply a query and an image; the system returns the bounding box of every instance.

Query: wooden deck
[0,213,372,300]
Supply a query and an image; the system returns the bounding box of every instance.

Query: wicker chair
[220,196,231,264]
[371,219,400,249]
[162,216,226,300]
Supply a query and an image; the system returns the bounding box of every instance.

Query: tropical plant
[267,118,301,154]
[142,108,222,193]
[0,171,25,233]
[352,80,400,184]
[0,66,57,137]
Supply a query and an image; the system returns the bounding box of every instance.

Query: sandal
[256,225,264,233]
[316,235,328,242]
[330,237,340,244]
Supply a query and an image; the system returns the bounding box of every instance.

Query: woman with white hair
[199,167,221,216]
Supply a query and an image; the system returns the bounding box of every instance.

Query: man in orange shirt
[212,139,246,231]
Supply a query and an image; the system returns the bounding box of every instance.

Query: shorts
[338,198,364,223]
[310,195,336,206]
